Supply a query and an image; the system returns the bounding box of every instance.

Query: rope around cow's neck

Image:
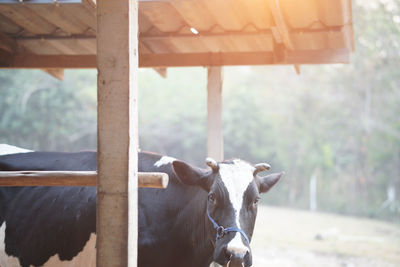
[206,197,250,245]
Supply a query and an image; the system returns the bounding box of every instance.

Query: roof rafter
[0,31,16,53]
[267,0,300,73]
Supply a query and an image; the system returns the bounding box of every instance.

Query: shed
[0,0,354,266]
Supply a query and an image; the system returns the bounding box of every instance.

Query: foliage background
[1,0,399,221]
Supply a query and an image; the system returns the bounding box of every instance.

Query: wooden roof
[0,0,354,68]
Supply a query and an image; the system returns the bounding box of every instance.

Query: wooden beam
[294,65,301,75]
[140,50,350,67]
[0,171,168,188]
[11,26,347,56]
[207,67,224,161]
[0,171,96,186]
[138,172,169,188]
[42,68,65,80]
[1,54,96,68]
[0,32,16,53]
[0,49,350,69]
[97,0,138,266]
[0,0,83,4]
[267,0,293,50]
[267,0,301,74]
[18,38,96,55]
[0,4,57,34]
[26,4,89,35]
[153,67,167,78]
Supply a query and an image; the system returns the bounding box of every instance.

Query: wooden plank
[18,37,96,55]
[168,36,210,53]
[141,52,273,67]
[237,0,273,29]
[0,32,16,53]
[316,0,352,26]
[0,13,22,34]
[0,4,57,34]
[141,32,274,53]
[44,39,94,54]
[0,49,350,68]
[294,64,301,74]
[278,0,318,29]
[141,39,179,54]
[2,54,96,68]
[203,0,248,31]
[42,68,64,80]
[0,171,168,188]
[140,2,185,32]
[12,27,349,56]
[169,0,217,31]
[62,3,97,31]
[0,0,83,3]
[153,67,167,78]
[138,172,169,188]
[18,39,72,55]
[0,49,12,65]
[27,4,90,34]
[97,0,138,266]
[139,49,350,67]
[139,42,168,78]
[139,40,153,54]
[207,67,224,161]
[267,0,294,50]
[138,10,154,33]
[0,171,96,186]
[267,0,300,75]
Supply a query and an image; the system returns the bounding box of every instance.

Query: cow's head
[172,157,284,267]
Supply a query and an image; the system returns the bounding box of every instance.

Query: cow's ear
[258,172,284,193]
[172,160,212,191]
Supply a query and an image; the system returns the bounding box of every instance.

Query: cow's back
[0,152,97,267]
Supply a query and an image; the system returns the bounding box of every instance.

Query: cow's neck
[0,188,22,224]
[173,187,215,266]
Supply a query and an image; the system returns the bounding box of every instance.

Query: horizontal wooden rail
[0,171,169,188]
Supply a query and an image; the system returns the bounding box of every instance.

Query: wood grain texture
[0,171,168,188]
[97,0,138,266]
[207,67,224,162]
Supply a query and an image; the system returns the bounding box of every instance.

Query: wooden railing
[0,171,168,188]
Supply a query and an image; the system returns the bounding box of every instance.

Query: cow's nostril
[243,251,252,267]
[224,247,231,260]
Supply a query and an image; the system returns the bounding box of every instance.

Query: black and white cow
[0,147,283,267]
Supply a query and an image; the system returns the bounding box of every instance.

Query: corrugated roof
[0,0,354,68]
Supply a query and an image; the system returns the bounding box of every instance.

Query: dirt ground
[251,206,400,267]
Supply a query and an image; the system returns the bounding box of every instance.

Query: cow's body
[0,149,283,267]
[0,151,97,267]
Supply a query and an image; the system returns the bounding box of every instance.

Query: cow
[0,148,283,267]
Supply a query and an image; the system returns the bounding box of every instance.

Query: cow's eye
[252,197,260,207]
[208,193,216,204]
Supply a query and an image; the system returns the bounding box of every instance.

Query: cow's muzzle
[219,246,252,267]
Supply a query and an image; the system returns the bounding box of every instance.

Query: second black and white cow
[0,149,283,267]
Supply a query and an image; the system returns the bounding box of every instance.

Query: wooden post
[97,0,138,266]
[207,67,224,162]
[208,67,223,267]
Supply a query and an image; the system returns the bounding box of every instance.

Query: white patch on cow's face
[0,222,96,267]
[219,160,254,251]
[0,144,33,156]
[0,222,21,267]
[154,156,176,168]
